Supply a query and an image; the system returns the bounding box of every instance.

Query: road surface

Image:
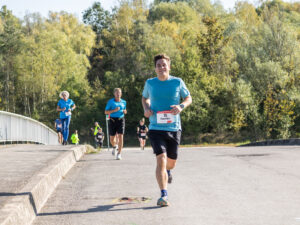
[33,146,300,225]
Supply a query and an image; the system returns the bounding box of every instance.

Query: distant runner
[142,54,192,207]
[95,128,105,148]
[57,91,76,145]
[137,118,148,150]
[91,122,102,148]
[105,88,127,160]
[71,130,79,145]
[54,118,63,144]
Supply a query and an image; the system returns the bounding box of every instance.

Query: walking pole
[106,114,110,151]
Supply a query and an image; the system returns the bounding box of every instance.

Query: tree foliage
[0,0,299,144]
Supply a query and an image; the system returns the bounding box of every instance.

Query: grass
[85,144,102,154]
[181,140,252,147]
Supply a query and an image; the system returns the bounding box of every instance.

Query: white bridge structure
[0,111,59,145]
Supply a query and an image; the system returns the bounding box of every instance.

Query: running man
[105,88,127,160]
[54,118,63,144]
[142,54,192,207]
[137,118,148,150]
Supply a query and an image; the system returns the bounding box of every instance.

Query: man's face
[155,59,170,77]
[114,90,122,99]
[95,122,98,126]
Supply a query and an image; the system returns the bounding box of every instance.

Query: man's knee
[167,158,177,170]
[156,153,167,168]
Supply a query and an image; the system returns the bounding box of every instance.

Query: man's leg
[156,153,169,206]
[156,153,168,190]
[117,134,123,153]
[110,135,117,146]
[167,158,176,170]
[166,158,176,183]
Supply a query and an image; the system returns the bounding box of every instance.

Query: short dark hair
[154,54,170,67]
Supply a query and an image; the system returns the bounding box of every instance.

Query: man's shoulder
[121,99,126,103]
[169,75,183,82]
[146,77,158,84]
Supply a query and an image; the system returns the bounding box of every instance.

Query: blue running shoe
[157,196,169,207]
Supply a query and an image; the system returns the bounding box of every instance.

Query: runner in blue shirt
[54,118,63,144]
[105,88,127,160]
[56,91,76,145]
[142,54,192,207]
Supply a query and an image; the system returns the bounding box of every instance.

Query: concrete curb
[239,138,300,147]
[0,145,86,225]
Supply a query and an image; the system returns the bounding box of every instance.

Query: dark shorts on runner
[109,117,125,136]
[138,133,147,140]
[148,130,181,160]
[56,129,62,133]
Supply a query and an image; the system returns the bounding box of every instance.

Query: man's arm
[170,95,192,115]
[105,107,120,115]
[142,97,153,118]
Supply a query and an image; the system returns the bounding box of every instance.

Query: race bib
[65,111,72,116]
[57,124,62,128]
[157,110,175,124]
[141,133,146,137]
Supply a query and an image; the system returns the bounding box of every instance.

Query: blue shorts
[56,129,62,133]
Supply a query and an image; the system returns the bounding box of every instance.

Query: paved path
[32,146,300,225]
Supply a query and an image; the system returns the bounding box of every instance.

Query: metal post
[106,114,110,151]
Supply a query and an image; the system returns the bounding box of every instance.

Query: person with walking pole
[105,88,127,160]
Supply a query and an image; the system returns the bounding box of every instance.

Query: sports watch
[179,104,185,109]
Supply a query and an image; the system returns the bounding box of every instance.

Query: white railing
[0,111,59,145]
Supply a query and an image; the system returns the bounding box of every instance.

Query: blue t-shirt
[57,99,75,119]
[105,98,127,118]
[142,76,190,132]
[55,119,62,130]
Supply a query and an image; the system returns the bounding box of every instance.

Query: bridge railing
[0,111,59,145]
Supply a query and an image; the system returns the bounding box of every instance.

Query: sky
[1,0,247,20]
[0,0,292,21]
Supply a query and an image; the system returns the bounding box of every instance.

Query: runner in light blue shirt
[57,91,76,145]
[142,54,192,207]
[142,76,190,132]
[105,88,127,160]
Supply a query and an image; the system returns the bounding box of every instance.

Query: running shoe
[116,153,122,160]
[157,196,169,207]
[112,146,117,156]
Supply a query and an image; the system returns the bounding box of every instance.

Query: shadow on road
[37,203,161,216]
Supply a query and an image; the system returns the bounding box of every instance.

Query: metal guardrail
[0,111,59,145]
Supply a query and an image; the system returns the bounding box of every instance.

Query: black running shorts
[138,133,147,140]
[148,130,181,160]
[109,117,125,136]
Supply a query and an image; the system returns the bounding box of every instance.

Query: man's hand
[123,109,127,114]
[144,109,153,118]
[114,107,120,112]
[170,105,182,115]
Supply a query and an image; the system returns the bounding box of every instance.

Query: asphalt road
[33,146,300,225]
